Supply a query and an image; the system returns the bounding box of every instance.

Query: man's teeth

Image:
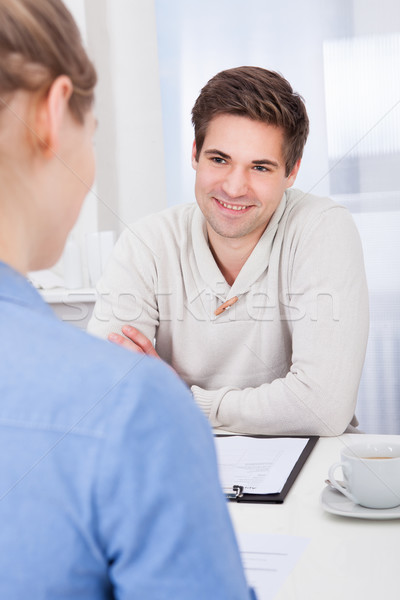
[218,199,248,211]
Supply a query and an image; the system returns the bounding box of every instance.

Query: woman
[0,1,253,599]
[0,0,97,273]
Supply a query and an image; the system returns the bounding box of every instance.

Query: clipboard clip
[225,485,244,500]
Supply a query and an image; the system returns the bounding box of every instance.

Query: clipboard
[215,435,319,504]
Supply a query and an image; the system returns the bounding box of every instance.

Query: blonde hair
[0,0,96,122]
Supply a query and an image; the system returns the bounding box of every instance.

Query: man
[88,66,369,436]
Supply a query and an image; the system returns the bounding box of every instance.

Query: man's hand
[108,325,160,359]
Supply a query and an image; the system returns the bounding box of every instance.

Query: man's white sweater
[88,189,369,435]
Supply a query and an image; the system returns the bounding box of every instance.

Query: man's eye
[253,165,268,172]
[211,157,226,164]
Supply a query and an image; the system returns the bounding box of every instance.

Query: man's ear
[191,140,198,170]
[285,158,301,188]
[34,75,74,157]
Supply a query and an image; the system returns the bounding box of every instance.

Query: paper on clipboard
[215,436,309,495]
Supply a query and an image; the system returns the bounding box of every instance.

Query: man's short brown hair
[191,66,309,176]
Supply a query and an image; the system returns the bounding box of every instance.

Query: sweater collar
[191,192,287,300]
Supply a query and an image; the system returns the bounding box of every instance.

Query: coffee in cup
[328,441,400,509]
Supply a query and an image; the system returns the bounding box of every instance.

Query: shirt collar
[0,261,53,316]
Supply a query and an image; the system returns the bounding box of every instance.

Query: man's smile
[213,197,253,212]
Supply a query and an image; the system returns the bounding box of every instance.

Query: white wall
[56,0,167,285]
[85,0,167,233]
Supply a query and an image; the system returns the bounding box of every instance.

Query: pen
[214,296,238,316]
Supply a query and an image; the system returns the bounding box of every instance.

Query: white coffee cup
[328,441,400,509]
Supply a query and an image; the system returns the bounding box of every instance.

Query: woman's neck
[0,221,30,275]
[0,180,34,274]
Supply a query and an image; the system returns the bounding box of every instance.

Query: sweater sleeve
[87,226,159,342]
[192,207,369,436]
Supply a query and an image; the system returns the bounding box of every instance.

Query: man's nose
[221,167,248,198]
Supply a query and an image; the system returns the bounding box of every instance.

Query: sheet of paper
[215,436,308,494]
[237,533,309,600]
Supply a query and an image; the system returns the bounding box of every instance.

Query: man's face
[192,114,300,247]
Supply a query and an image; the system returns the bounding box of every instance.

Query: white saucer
[320,485,400,520]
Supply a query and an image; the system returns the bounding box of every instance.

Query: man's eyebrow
[203,149,280,168]
[252,158,280,168]
[204,149,231,160]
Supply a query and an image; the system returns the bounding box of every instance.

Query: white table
[228,434,400,600]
